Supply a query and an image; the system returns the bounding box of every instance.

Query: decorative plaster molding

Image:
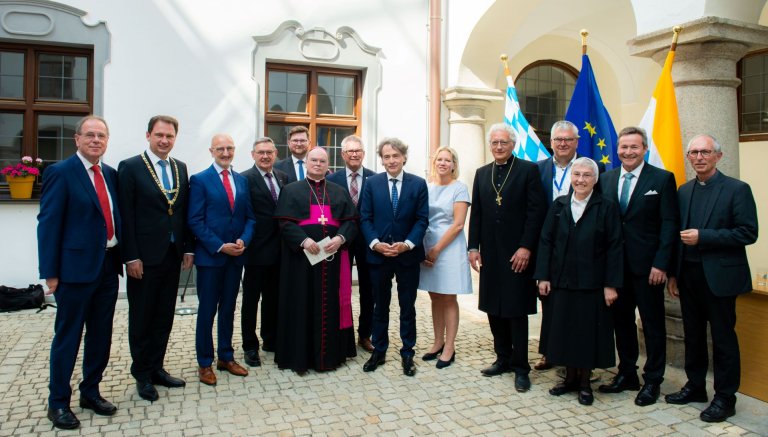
[1,10,53,36]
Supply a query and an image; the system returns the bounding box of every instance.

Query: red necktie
[91,165,114,240]
[221,169,235,211]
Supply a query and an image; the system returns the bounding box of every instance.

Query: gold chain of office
[141,153,181,215]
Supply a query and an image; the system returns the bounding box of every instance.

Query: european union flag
[565,54,618,169]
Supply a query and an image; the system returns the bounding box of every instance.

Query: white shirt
[345,166,364,191]
[292,155,306,180]
[552,155,576,200]
[258,167,281,197]
[76,151,117,248]
[618,161,644,203]
[146,149,175,189]
[213,162,236,198]
[570,191,593,223]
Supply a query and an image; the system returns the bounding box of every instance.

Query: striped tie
[350,172,359,205]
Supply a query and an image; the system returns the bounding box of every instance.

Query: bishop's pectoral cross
[318,214,328,225]
[495,194,502,206]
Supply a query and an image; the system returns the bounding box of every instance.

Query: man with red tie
[188,133,256,386]
[38,115,123,429]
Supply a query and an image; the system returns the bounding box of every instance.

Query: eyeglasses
[343,149,364,155]
[490,140,512,147]
[254,150,275,156]
[212,146,235,154]
[686,149,715,158]
[80,132,108,140]
[290,139,308,144]
[552,137,576,143]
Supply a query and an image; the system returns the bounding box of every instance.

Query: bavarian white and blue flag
[504,73,550,162]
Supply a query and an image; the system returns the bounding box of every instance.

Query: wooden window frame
[738,49,768,142]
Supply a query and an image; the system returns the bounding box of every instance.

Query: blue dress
[418,181,473,295]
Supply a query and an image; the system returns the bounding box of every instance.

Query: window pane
[0,113,24,182]
[266,124,293,160]
[743,55,762,76]
[37,54,88,101]
[37,114,79,163]
[267,71,307,113]
[316,126,355,171]
[317,74,355,115]
[739,52,768,134]
[269,91,287,112]
[286,93,306,113]
[268,71,286,91]
[335,96,354,115]
[516,64,576,134]
[0,51,24,99]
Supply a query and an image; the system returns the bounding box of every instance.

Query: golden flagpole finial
[500,54,510,76]
[671,26,683,51]
[580,29,589,55]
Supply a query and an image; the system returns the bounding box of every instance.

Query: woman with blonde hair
[418,146,472,368]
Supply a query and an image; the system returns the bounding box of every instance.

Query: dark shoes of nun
[48,407,80,430]
[363,351,386,372]
[244,349,262,367]
[597,373,640,393]
[79,395,117,416]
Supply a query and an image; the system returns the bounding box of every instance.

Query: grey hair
[76,115,109,135]
[686,134,722,153]
[572,157,599,182]
[252,137,275,149]
[377,137,408,159]
[486,123,517,144]
[341,134,363,151]
[550,120,579,139]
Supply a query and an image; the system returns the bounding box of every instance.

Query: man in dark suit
[188,133,257,386]
[240,137,288,366]
[273,125,310,183]
[327,134,376,352]
[359,137,429,376]
[597,126,679,406]
[666,134,758,423]
[534,120,605,371]
[468,123,547,392]
[118,115,193,402]
[38,115,122,429]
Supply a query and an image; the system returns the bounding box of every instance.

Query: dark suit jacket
[38,154,123,282]
[359,171,429,266]
[674,170,758,296]
[326,166,375,212]
[187,165,257,267]
[241,165,289,266]
[600,163,678,276]
[534,193,624,289]
[274,157,298,183]
[536,156,605,207]
[117,152,193,266]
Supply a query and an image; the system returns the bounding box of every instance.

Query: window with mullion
[738,50,768,140]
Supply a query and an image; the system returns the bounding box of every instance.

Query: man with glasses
[240,138,289,366]
[534,120,604,371]
[467,123,546,392]
[666,134,758,423]
[188,134,256,386]
[597,126,679,406]
[274,125,311,182]
[327,135,376,352]
[118,115,193,402]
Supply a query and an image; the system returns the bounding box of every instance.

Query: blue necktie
[390,178,399,215]
[297,160,305,180]
[159,160,174,242]
[619,173,634,214]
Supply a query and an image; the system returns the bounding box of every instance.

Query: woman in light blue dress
[419,146,472,369]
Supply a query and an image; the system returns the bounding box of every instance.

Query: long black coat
[467,159,546,317]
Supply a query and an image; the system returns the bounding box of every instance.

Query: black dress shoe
[597,373,640,393]
[635,383,661,406]
[578,388,594,406]
[549,382,578,396]
[435,352,455,369]
[700,398,736,423]
[244,349,262,367]
[151,369,186,388]
[363,351,386,372]
[48,407,80,430]
[402,356,416,377]
[79,395,117,416]
[136,380,159,402]
[665,385,708,405]
[262,343,275,353]
[421,346,444,361]
[514,373,531,392]
[480,360,513,377]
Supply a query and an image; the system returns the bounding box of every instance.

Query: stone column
[442,86,503,191]
[628,17,768,367]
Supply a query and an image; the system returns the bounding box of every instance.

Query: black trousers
[613,272,667,384]
[242,264,280,352]
[127,246,181,382]
[679,261,740,404]
[349,240,373,339]
[488,314,530,375]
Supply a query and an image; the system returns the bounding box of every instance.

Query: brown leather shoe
[198,366,217,386]
[358,336,375,352]
[534,355,552,371]
[216,359,249,376]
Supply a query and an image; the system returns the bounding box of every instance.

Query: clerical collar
[696,170,720,186]
[307,177,325,185]
[495,159,509,167]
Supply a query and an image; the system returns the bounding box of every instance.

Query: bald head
[306,147,329,180]
[210,133,235,169]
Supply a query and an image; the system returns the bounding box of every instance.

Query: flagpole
[500,54,510,77]
[580,29,588,55]
[671,25,682,51]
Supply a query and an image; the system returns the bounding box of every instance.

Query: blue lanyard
[552,161,570,193]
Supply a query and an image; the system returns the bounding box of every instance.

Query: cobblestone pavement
[1,287,766,436]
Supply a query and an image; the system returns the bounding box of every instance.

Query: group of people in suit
[36,114,757,430]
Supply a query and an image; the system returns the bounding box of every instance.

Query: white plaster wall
[737,141,767,277]
[631,0,767,35]
[0,0,429,287]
